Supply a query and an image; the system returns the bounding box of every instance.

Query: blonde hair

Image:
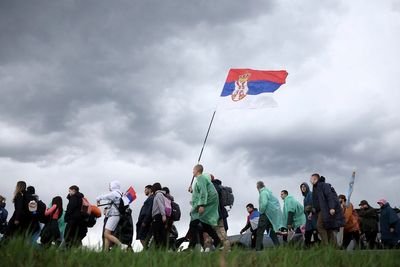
[13,181,26,202]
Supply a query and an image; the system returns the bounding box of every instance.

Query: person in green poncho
[255,181,283,250]
[281,190,306,242]
[188,164,220,249]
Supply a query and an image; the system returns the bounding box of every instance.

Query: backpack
[171,201,181,221]
[114,193,129,216]
[162,194,172,217]
[84,214,97,228]
[115,208,134,245]
[25,194,47,222]
[81,197,92,216]
[219,185,234,207]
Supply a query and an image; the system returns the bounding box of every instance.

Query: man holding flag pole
[187,69,288,249]
[188,69,288,191]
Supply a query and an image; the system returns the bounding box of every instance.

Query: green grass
[1,239,399,267]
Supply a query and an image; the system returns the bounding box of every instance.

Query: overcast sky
[1,0,400,248]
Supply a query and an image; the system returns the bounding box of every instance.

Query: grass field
[1,239,399,267]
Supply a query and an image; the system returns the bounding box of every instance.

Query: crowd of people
[238,173,400,250]
[0,166,399,252]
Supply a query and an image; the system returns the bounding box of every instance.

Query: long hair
[13,181,26,202]
[51,196,63,219]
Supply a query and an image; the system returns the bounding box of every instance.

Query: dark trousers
[256,214,280,250]
[64,221,85,248]
[304,230,320,247]
[251,229,257,249]
[363,231,377,249]
[152,214,166,248]
[343,231,360,249]
[188,219,220,249]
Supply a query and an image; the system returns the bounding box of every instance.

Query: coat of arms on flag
[219,69,288,109]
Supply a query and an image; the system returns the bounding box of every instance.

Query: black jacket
[312,180,345,230]
[65,192,84,223]
[212,179,229,230]
[379,203,400,243]
[10,192,26,224]
[138,195,154,226]
[358,206,378,232]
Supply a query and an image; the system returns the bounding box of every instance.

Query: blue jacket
[312,180,345,230]
[379,203,400,244]
[301,183,317,231]
[138,195,154,225]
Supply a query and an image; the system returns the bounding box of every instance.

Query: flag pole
[346,170,356,207]
[189,110,217,191]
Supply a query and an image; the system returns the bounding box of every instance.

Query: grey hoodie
[152,190,166,218]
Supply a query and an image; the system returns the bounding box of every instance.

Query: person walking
[151,182,168,248]
[96,181,124,251]
[310,174,344,246]
[377,199,400,249]
[40,196,63,246]
[136,185,154,249]
[209,175,230,251]
[240,203,260,249]
[188,165,220,250]
[255,181,282,250]
[64,185,87,248]
[0,195,8,239]
[300,182,319,247]
[281,190,306,243]
[8,181,29,237]
[358,200,378,249]
[339,194,360,249]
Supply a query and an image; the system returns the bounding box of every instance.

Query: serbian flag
[219,69,288,109]
[122,186,137,205]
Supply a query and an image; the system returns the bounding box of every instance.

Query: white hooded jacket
[96,180,122,217]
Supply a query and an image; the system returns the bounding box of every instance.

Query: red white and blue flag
[122,186,137,205]
[219,69,288,109]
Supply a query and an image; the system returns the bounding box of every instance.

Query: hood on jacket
[300,182,310,197]
[380,202,391,209]
[109,180,121,191]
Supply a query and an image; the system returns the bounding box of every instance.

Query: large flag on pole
[219,69,288,109]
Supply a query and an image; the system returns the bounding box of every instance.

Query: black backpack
[84,214,97,228]
[171,201,181,221]
[113,194,129,215]
[24,193,47,222]
[219,186,234,207]
[115,208,133,245]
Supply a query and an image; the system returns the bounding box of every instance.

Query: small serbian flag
[123,186,137,204]
[219,69,288,109]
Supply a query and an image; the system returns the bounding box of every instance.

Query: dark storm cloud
[0,0,343,163]
[216,110,400,179]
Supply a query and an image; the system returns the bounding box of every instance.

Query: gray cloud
[0,0,343,163]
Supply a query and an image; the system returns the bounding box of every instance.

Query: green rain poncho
[190,173,219,226]
[258,187,284,231]
[282,195,306,229]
